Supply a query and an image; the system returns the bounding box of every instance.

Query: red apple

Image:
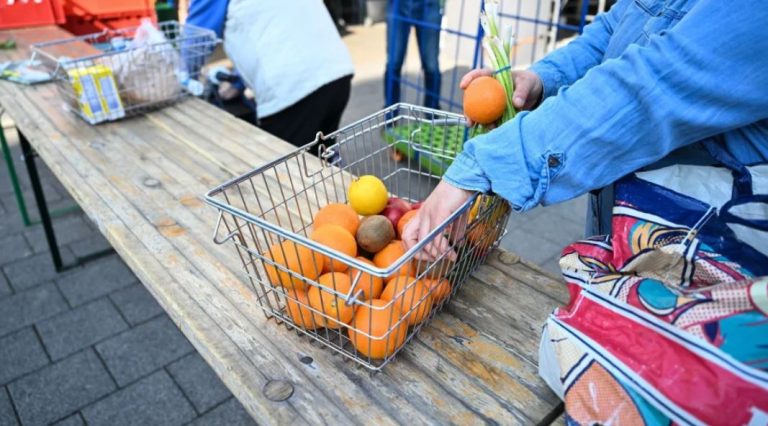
[387,197,412,212]
[411,201,424,210]
[381,206,406,229]
[381,197,412,228]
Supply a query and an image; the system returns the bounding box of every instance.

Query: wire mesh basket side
[31,21,218,124]
[207,104,511,370]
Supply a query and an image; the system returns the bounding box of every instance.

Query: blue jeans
[384,0,442,109]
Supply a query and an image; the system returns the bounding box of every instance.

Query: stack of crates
[0,0,66,30]
[60,0,156,35]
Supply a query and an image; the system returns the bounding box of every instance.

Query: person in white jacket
[186,0,355,153]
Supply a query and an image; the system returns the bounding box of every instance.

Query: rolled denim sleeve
[444,0,768,211]
[530,0,628,99]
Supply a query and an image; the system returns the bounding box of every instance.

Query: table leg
[19,130,63,271]
[18,129,115,272]
[1,121,33,226]
[2,119,81,226]
[536,402,564,426]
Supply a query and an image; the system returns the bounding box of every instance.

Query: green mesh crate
[384,123,468,176]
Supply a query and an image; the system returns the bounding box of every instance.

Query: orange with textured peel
[313,203,360,235]
[380,275,433,326]
[311,224,357,273]
[463,76,506,125]
[264,240,323,291]
[348,299,408,359]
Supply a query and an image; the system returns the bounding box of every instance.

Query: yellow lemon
[348,175,388,215]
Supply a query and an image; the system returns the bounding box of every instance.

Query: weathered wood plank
[485,251,569,304]
[0,89,307,424]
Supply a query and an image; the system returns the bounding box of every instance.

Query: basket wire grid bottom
[206,104,511,371]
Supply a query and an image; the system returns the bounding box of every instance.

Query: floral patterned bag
[539,144,768,425]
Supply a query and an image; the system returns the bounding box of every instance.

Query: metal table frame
[12,126,113,272]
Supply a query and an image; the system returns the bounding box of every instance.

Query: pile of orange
[263,189,453,360]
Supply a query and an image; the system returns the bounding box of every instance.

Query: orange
[397,209,419,238]
[373,240,413,278]
[424,278,451,304]
[347,257,384,300]
[463,76,507,125]
[285,290,321,329]
[380,276,433,326]
[264,240,324,291]
[313,203,360,235]
[348,299,409,359]
[311,224,357,273]
[308,272,355,329]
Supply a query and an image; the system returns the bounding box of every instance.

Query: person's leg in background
[259,75,352,156]
[384,0,412,106]
[414,0,442,109]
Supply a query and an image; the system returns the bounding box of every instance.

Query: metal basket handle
[212,211,240,245]
[343,270,366,306]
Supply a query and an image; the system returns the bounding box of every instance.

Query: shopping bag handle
[703,140,753,197]
[719,195,768,231]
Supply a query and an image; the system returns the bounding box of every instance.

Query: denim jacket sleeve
[529,0,628,99]
[443,0,768,211]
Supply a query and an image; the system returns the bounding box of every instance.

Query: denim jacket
[444,0,768,211]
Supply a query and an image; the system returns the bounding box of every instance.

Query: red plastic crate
[0,0,66,30]
[60,0,156,35]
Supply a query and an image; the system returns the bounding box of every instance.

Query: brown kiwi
[356,215,395,253]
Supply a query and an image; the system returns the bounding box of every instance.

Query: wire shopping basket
[31,21,219,124]
[205,104,511,371]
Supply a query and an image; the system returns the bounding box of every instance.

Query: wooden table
[0,27,568,425]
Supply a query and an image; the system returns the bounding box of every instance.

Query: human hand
[460,68,544,125]
[402,180,473,261]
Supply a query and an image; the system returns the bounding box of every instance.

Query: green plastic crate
[384,123,468,176]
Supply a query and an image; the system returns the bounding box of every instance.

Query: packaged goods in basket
[109,19,181,105]
[68,64,125,124]
[206,104,512,371]
[31,21,219,124]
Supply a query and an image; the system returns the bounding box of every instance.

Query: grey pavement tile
[109,284,163,326]
[37,299,129,361]
[500,227,566,265]
[540,255,564,278]
[0,198,26,236]
[0,234,32,266]
[538,195,589,224]
[167,353,231,414]
[0,328,49,386]
[509,209,584,248]
[0,387,18,426]
[191,398,256,426]
[68,234,111,260]
[95,315,193,386]
[0,284,68,338]
[56,256,136,307]
[8,350,116,426]
[51,413,84,426]
[82,370,196,426]
[3,251,76,293]
[24,215,95,254]
[0,274,10,299]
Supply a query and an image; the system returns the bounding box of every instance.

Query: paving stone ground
[0,24,581,426]
[0,126,255,426]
